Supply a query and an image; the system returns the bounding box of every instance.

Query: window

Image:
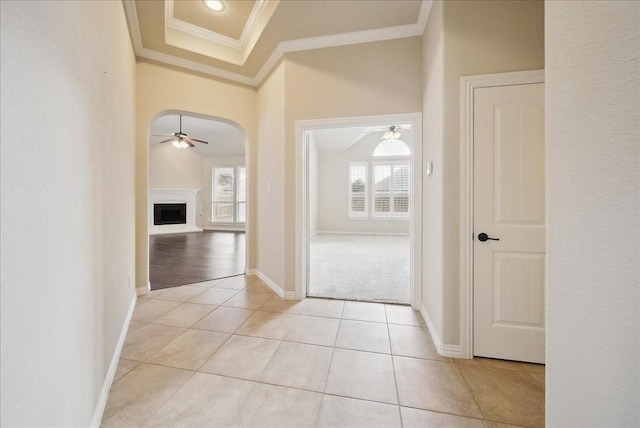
[373,161,410,218]
[211,166,246,224]
[373,139,410,157]
[348,162,368,218]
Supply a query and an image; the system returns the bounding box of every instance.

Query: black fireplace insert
[154,203,187,225]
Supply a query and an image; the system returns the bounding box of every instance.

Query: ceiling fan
[153,115,209,149]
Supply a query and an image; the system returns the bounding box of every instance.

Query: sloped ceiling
[123,0,431,86]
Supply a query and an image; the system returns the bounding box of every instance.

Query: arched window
[372,139,410,157]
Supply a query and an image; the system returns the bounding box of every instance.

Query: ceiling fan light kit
[382,125,402,140]
[152,115,210,150]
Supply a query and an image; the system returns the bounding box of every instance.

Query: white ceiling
[311,124,413,153]
[149,114,245,157]
[123,0,431,86]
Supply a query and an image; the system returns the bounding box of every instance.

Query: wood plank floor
[149,231,245,290]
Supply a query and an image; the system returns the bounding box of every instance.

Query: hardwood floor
[150,231,245,290]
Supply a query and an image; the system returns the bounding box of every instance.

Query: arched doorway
[147,111,250,290]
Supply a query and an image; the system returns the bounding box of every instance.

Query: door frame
[459,70,545,359]
[295,113,423,308]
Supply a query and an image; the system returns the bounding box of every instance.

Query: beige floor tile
[236,383,323,428]
[144,288,171,299]
[342,301,387,323]
[187,287,239,305]
[388,324,444,360]
[259,341,333,392]
[259,295,305,313]
[199,335,280,381]
[113,359,140,383]
[120,323,185,361]
[143,372,254,427]
[325,348,397,404]
[235,310,296,339]
[394,356,483,418]
[455,357,545,374]
[335,319,391,354]
[153,285,207,302]
[131,299,181,322]
[299,297,344,318]
[317,395,402,428]
[102,363,193,427]
[457,364,545,427]
[214,274,258,290]
[127,321,147,334]
[188,279,221,288]
[145,329,230,370]
[151,302,216,328]
[400,407,489,428]
[245,278,273,292]
[284,315,340,346]
[223,290,273,309]
[193,306,255,333]
[385,304,426,327]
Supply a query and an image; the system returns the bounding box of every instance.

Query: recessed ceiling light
[203,0,225,12]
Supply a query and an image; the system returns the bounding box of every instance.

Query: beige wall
[283,37,423,291]
[256,62,286,286]
[421,0,545,345]
[135,62,257,291]
[0,1,136,425]
[546,1,639,425]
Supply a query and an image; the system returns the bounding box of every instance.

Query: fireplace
[154,203,186,225]
[149,188,202,235]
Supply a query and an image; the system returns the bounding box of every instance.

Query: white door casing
[473,83,546,364]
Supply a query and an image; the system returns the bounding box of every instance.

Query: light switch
[425,162,433,176]
[266,182,271,193]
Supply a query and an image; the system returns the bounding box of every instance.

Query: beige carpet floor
[309,233,410,304]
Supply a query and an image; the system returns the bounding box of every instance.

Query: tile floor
[102,275,545,427]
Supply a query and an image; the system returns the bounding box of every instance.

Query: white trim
[245,268,257,276]
[315,231,409,237]
[459,70,545,359]
[296,113,422,307]
[90,293,137,427]
[420,302,463,359]
[123,0,433,87]
[255,270,286,298]
[136,281,151,296]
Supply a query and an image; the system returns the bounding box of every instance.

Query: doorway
[461,71,546,363]
[148,111,249,290]
[296,113,422,307]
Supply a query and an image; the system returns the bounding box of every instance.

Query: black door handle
[477,233,499,242]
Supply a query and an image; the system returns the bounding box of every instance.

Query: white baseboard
[245,268,257,276]
[255,270,295,299]
[316,230,410,237]
[90,293,137,427]
[136,281,150,296]
[420,303,464,359]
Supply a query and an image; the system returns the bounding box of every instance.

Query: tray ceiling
[123,0,431,86]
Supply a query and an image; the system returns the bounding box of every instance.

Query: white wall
[546,1,640,426]
[421,0,545,347]
[256,62,286,288]
[0,1,136,426]
[316,133,410,234]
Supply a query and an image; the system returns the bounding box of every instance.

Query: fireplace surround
[149,188,202,235]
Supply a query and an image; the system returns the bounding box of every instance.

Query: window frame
[348,161,368,219]
[211,165,246,225]
[371,159,410,219]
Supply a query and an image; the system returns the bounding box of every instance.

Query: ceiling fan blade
[152,134,175,137]
[182,136,196,147]
[190,138,209,144]
[158,138,176,144]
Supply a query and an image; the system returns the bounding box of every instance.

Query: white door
[473,83,545,364]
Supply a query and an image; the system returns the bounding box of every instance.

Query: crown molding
[123,0,432,88]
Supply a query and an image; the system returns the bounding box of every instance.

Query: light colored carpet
[309,233,410,303]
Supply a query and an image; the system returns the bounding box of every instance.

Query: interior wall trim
[256,270,286,299]
[90,294,137,427]
[420,302,463,359]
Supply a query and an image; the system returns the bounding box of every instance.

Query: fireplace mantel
[149,188,202,235]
